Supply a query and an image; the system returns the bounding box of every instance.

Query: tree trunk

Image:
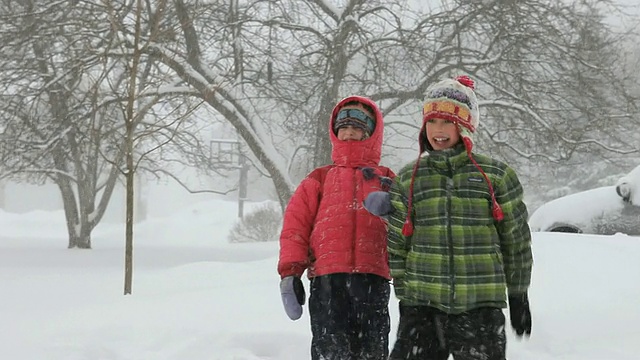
[69,225,92,249]
[56,177,86,249]
[313,99,336,168]
[0,181,4,209]
[124,167,134,294]
[124,0,142,295]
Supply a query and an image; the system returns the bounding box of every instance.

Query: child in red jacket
[278,96,395,360]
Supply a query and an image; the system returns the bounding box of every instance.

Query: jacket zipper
[446,159,455,308]
[352,168,358,271]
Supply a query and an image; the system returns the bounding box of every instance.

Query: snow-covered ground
[1,198,639,359]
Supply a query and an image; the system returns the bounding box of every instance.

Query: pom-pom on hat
[401,75,504,237]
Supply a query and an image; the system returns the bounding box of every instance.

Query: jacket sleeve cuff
[507,287,529,296]
[279,263,307,279]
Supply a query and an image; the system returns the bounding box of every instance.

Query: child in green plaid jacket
[365,76,533,360]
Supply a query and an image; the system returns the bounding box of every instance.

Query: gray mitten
[363,191,394,217]
[280,276,306,320]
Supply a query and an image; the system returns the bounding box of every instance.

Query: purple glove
[280,276,306,320]
[364,191,394,217]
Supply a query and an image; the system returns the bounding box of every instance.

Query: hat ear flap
[458,126,474,149]
[418,122,432,153]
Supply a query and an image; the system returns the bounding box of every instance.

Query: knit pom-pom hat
[401,75,504,237]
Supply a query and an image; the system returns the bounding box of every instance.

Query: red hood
[328,96,383,167]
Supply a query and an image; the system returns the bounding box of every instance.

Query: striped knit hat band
[422,99,475,133]
[422,76,478,135]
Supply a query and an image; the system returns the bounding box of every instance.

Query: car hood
[528,186,626,232]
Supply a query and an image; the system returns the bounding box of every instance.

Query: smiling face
[425,118,460,150]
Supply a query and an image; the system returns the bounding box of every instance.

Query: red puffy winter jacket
[277,96,395,280]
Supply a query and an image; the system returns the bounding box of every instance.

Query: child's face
[337,125,366,141]
[426,118,460,150]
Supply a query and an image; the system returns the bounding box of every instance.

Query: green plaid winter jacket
[388,145,533,314]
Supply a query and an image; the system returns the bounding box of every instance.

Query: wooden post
[238,154,249,218]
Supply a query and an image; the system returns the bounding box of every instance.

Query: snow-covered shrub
[227,202,283,243]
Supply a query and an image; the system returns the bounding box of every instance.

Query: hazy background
[0,0,639,248]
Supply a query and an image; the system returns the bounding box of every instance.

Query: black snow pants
[309,273,391,360]
[389,303,506,360]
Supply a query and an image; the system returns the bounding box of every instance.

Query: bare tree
[0,0,231,250]
[0,0,125,248]
[147,0,638,202]
[272,0,640,186]
[1,0,637,232]
[137,0,298,209]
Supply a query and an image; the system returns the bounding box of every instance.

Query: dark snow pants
[309,273,391,360]
[389,304,506,360]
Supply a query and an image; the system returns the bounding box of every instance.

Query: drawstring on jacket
[401,139,504,237]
